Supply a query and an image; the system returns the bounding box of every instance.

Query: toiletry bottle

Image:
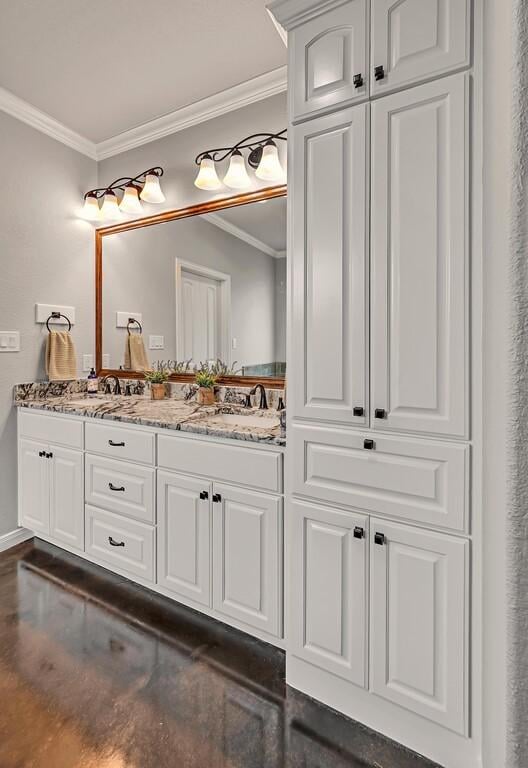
[87,368,98,396]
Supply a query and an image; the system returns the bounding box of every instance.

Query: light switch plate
[83,354,94,371]
[0,331,20,352]
[102,354,110,368]
[116,311,142,329]
[36,304,75,325]
[149,335,164,350]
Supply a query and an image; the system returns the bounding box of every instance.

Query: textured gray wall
[0,110,96,536]
[102,215,279,369]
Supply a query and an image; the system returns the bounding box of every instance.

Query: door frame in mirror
[95,184,287,388]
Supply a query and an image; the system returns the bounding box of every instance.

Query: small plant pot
[197,386,215,405]
[151,383,166,400]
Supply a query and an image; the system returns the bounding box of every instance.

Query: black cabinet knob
[212,493,222,503]
[353,526,364,539]
[374,408,386,419]
[199,491,209,500]
[353,406,364,417]
[363,439,375,450]
[374,65,385,81]
[374,532,386,546]
[46,452,53,459]
[353,73,364,88]
[39,451,45,458]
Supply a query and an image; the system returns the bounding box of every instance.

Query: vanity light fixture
[81,167,165,221]
[194,130,286,191]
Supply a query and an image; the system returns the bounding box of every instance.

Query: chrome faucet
[102,375,122,395]
[249,383,268,410]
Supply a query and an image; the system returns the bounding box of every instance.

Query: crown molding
[0,86,97,159]
[267,0,349,30]
[96,67,288,160]
[205,212,284,258]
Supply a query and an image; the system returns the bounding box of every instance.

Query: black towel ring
[46,312,72,332]
[127,318,143,334]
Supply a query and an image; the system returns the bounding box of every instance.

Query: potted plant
[195,365,217,405]
[144,362,170,400]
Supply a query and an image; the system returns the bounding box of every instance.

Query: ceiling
[0,0,286,144]
[205,196,287,256]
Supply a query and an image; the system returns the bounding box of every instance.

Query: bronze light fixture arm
[83,167,164,200]
[195,130,287,169]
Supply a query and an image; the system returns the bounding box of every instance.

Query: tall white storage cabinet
[269,0,477,766]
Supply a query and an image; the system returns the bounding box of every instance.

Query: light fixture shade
[140,173,165,203]
[223,150,251,189]
[255,140,286,182]
[194,155,223,190]
[119,184,144,214]
[100,191,122,221]
[81,193,100,220]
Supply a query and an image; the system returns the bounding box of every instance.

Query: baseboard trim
[0,527,33,553]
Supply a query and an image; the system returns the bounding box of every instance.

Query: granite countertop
[15,394,285,447]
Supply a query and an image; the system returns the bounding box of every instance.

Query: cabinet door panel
[157,471,212,607]
[49,446,84,551]
[213,484,282,637]
[370,519,468,734]
[371,74,467,437]
[371,0,470,95]
[291,0,368,120]
[290,500,368,688]
[18,438,50,535]
[292,105,368,425]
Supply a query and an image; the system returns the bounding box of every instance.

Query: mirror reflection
[102,196,286,379]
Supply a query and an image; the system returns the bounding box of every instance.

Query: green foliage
[144,361,170,384]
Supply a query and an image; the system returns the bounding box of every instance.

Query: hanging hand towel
[46,330,77,381]
[124,333,150,372]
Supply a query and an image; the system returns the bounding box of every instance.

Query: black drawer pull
[108,536,125,547]
[212,493,222,503]
[109,440,125,447]
[374,532,386,546]
[199,491,209,500]
[353,73,364,88]
[363,439,375,450]
[374,65,385,81]
[108,483,125,492]
[353,526,364,539]
[353,406,364,417]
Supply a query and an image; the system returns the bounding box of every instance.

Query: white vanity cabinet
[286,0,471,122]
[18,409,285,646]
[18,413,84,551]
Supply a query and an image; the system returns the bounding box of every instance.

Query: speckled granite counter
[15,394,286,447]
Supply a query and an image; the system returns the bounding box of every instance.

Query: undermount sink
[206,412,280,430]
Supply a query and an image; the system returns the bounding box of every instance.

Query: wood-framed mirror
[95,184,287,388]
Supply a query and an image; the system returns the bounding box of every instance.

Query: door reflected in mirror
[101,193,286,381]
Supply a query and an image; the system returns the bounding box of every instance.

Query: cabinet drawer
[85,454,155,524]
[85,505,155,583]
[18,410,83,449]
[85,422,155,465]
[292,425,468,532]
[158,435,282,494]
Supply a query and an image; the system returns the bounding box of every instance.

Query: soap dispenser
[87,367,98,396]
